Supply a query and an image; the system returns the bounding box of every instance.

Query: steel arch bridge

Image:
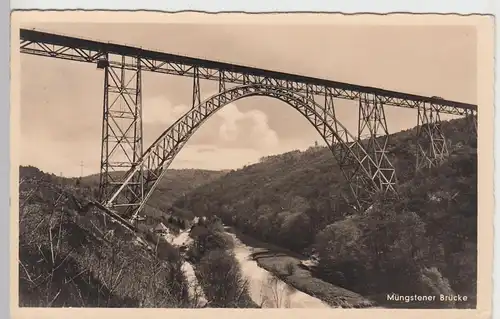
[19,28,478,221]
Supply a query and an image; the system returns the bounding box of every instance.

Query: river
[162,223,330,308]
[226,231,330,308]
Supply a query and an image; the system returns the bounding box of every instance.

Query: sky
[19,23,477,177]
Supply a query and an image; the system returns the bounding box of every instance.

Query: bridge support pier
[466,109,478,143]
[415,102,449,171]
[218,70,226,92]
[355,93,397,206]
[192,67,201,108]
[324,88,344,141]
[98,55,144,214]
[324,89,368,209]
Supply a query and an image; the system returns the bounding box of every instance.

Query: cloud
[142,93,280,152]
[142,95,190,125]
[20,92,283,176]
[216,102,279,150]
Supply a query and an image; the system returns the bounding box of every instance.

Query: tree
[278,212,313,250]
[315,218,367,289]
[259,274,295,308]
[196,249,249,307]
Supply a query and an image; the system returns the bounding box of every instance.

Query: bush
[18,177,191,308]
[195,249,249,307]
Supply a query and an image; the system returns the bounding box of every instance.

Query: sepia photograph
[12,11,493,314]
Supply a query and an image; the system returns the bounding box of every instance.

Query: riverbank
[227,227,375,308]
[227,232,329,308]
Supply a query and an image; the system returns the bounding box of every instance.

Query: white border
[5,2,497,319]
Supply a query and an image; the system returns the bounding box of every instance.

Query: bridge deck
[19,28,476,112]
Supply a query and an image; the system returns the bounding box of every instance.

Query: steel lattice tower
[98,55,144,213]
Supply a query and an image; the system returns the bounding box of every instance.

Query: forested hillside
[18,166,258,308]
[172,117,477,307]
[18,167,192,307]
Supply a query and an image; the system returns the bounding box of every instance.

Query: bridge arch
[105,84,396,220]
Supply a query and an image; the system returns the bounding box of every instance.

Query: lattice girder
[106,84,396,219]
[465,109,478,142]
[17,28,478,218]
[98,55,144,206]
[357,93,397,193]
[416,102,449,171]
[20,29,476,118]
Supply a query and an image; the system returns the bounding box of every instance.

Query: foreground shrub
[18,178,191,307]
[195,249,250,307]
